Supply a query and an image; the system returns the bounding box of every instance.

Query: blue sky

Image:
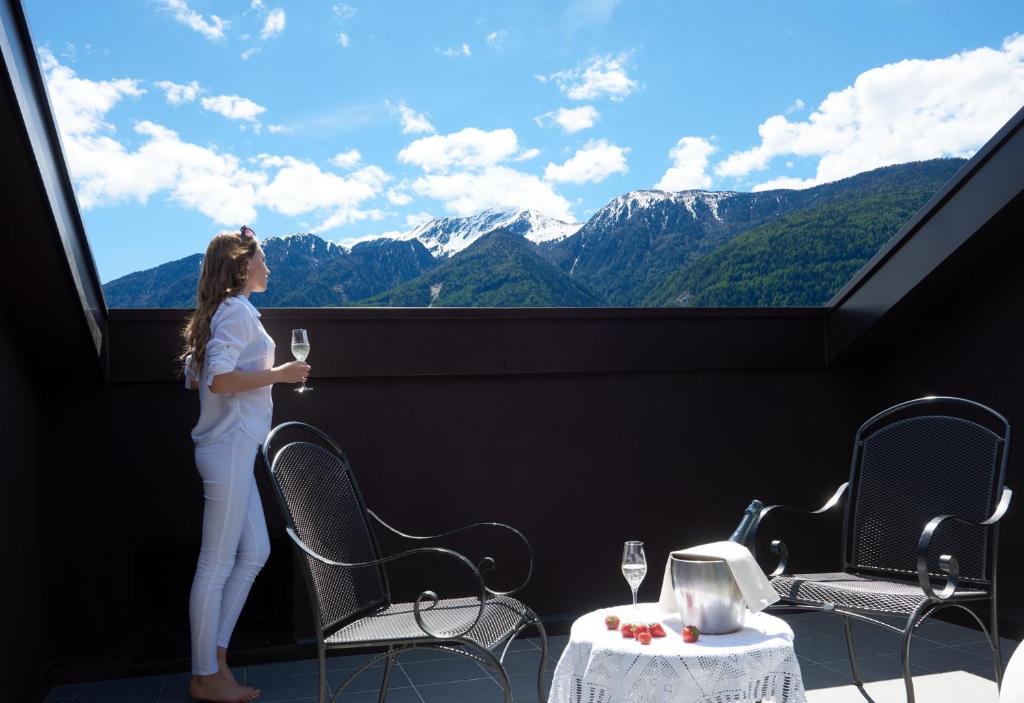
[22,0,1024,282]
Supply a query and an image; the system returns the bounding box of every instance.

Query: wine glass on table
[622,541,647,614]
[291,329,312,393]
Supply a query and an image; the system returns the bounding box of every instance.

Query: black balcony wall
[37,309,870,681]
[0,311,50,703]
[848,191,1024,637]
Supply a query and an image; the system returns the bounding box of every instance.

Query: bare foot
[189,674,259,702]
[216,649,260,699]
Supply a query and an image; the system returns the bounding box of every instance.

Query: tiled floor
[42,612,1017,702]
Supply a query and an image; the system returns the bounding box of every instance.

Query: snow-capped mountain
[399,208,581,258]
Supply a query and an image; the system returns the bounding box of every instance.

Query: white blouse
[184,295,276,447]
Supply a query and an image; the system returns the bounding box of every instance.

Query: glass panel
[21,1,1023,307]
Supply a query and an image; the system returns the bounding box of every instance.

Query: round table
[548,604,805,703]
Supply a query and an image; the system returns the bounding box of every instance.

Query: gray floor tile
[401,657,492,686]
[915,620,990,646]
[485,649,555,677]
[416,677,503,703]
[953,637,1017,667]
[508,668,554,703]
[76,674,165,702]
[797,662,851,690]
[43,683,82,701]
[905,644,998,676]
[820,653,931,683]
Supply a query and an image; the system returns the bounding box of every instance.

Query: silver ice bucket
[670,555,745,634]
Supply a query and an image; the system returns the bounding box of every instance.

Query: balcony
[3,1,1024,702]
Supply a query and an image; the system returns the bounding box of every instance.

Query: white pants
[189,431,271,675]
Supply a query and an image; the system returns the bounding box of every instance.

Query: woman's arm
[210,360,309,394]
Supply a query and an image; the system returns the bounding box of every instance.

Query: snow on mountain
[397,208,581,258]
[588,189,741,229]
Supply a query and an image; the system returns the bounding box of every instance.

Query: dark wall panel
[42,314,866,680]
[855,207,1024,638]
[0,310,49,701]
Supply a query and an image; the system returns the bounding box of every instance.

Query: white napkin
[658,540,779,615]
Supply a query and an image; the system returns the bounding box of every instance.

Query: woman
[180,227,310,702]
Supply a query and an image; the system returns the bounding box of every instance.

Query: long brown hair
[178,231,259,375]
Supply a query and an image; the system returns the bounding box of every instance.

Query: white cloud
[241,47,261,60]
[398,127,519,172]
[329,149,362,168]
[654,136,717,191]
[267,124,292,133]
[394,101,434,134]
[411,166,573,221]
[154,79,201,105]
[786,98,805,114]
[486,30,508,48]
[543,52,638,101]
[38,49,145,137]
[337,32,351,47]
[158,0,226,40]
[259,158,388,222]
[332,3,357,20]
[515,148,541,161]
[387,187,413,205]
[543,139,629,184]
[715,33,1024,191]
[41,53,389,232]
[405,211,434,227]
[534,105,599,134]
[260,8,286,39]
[201,94,267,122]
[442,43,472,58]
[566,0,622,27]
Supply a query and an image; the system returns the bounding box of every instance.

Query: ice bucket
[670,555,745,634]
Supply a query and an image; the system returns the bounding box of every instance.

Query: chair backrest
[842,397,1010,585]
[261,422,389,636]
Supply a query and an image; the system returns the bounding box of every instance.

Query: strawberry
[649,623,666,638]
[604,615,621,630]
[620,623,635,638]
[682,625,700,643]
[637,631,652,645]
[633,624,650,635]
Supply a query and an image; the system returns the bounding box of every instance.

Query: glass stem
[632,587,638,611]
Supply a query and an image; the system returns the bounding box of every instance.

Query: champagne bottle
[729,499,764,545]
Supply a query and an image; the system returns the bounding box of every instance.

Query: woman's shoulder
[211,295,250,325]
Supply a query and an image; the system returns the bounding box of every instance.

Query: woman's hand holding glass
[275,360,310,384]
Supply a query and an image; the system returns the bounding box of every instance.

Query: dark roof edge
[823,104,1024,363]
[827,104,1024,309]
[1,0,108,354]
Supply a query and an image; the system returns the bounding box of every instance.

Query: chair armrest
[747,482,849,577]
[366,509,534,597]
[917,487,1013,600]
[284,527,487,639]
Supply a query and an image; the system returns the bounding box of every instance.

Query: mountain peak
[401,208,581,258]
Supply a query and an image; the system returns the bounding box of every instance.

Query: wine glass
[621,541,646,613]
[291,329,312,393]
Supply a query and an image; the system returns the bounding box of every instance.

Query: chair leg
[533,613,550,703]
[900,605,930,703]
[317,644,328,703]
[990,600,1004,688]
[477,645,514,703]
[378,647,395,703]
[840,614,864,687]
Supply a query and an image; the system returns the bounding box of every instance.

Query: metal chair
[260,421,548,703]
[747,396,1013,702]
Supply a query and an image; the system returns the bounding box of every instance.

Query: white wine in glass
[291,328,312,393]
[622,541,647,614]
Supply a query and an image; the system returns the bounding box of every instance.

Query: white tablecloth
[548,604,805,703]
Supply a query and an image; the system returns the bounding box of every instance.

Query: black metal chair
[260,421,548,703]
[747,396,1013,702]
